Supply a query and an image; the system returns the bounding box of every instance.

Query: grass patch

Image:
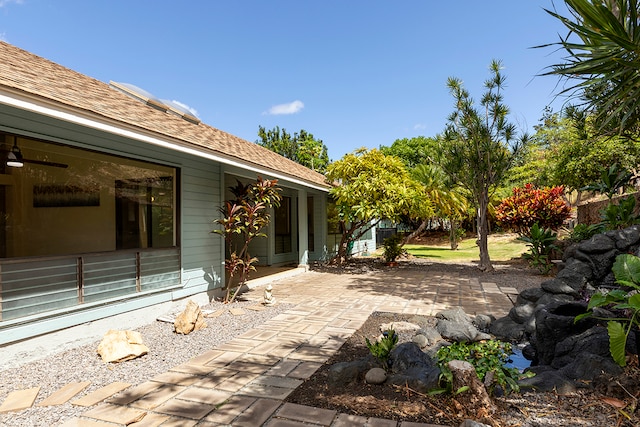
[403,234,527,262]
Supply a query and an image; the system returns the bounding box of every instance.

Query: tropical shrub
[495,184,571,235]
[600,195,640,231]
[567,223,603,243]
[382,233,406,263]
[212,177,281,303]
[518,222,559,275]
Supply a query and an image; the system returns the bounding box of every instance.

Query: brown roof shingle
[0,41,329,190]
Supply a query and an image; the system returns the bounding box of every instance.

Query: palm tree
[411,164,470,250]
[541,0,640,136]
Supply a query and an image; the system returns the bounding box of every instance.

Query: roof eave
[0,88,331,192]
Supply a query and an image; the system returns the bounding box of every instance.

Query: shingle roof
[0,41,329,190]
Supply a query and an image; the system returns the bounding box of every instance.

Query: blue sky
[0,0,571,161]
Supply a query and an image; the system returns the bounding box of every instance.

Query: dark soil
[290,256,640,427]
[285,310,640,426]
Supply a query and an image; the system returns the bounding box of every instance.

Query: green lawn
[403,234,527,262]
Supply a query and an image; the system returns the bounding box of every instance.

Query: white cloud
[0,0,23,7]
[264,100,304,115]
[413,124,426,131]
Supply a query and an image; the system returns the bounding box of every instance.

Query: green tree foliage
[411,164,471,249]
[439,60,526,271]
[522,110,640,194]
[541,0,640,136]
[326,148,433,263]
[256,126,330,173]
[379,136,438,169]
[495,184,572,235]
[212,177,281,303]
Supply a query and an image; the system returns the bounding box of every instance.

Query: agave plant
[541,0,640,136]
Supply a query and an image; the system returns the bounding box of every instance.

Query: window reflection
[1,133,177,258]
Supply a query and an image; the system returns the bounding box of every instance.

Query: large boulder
[436,307,490,342]
[387,365,441,393]
[174,300,207,335]
[489,316,525,342]
[97,330,149,363]
[532,302,594,366]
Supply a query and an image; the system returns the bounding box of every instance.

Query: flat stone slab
[0,387,40,413]
[229,308,246,316]
[72,382,131,407]
[204,309,226,318]
[38,381,91,406]
[83,403,147,424]
[246,305,266,311]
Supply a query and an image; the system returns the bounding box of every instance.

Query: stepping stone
[59,417,118,427]
[229,308,246,316]
[83,403,147,424]
[0,387,40,413]
[204,309,225,318]
[246,305,266,311]
[38,381,91,407]
[72,382,131,407]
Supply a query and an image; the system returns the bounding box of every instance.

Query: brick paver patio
[2,267,516,426]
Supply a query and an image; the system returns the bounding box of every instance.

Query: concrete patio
[2,266,518,426]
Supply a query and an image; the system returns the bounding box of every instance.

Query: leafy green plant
[382,233,406,263]
[567,223,603,243]
[576,253,640,367]
[518,222,558,274]
[434,340,527,395]
[600,195,640,231]
[581,163,633,201]
[365,328,398,368]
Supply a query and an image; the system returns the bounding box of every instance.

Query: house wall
[0,105,223,343]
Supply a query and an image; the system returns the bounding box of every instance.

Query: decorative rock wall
[490,225,640,391]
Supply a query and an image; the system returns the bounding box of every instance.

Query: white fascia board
[0,92,330,193]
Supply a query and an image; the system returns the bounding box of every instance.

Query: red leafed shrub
[496,184,571,234]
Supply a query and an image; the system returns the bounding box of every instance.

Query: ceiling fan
[5,138,68,169]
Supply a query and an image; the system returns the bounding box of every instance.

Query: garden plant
[212,177,282,303]
[577,253,640,367]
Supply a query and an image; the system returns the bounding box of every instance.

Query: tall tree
[542,0,640,136]
[326,148,433,263]
[379,136,439,169]
[439,60,526,272]
[256,126,330,173]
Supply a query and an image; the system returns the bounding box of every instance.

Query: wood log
[447,360,497,416]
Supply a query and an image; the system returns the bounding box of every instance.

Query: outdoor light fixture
[6,138,24,168]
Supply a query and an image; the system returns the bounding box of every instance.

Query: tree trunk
[477,192,493,272]
[448,360,496,417]
[403,219,428,246]
[449,218,459,250]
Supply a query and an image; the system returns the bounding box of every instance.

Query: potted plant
[382,233,406,266]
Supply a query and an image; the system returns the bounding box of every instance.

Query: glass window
[274,196,291,254]
[0,133,178,258]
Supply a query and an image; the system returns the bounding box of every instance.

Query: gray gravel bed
[0,300,295,427]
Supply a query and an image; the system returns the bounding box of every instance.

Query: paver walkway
[2,267,518,427]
